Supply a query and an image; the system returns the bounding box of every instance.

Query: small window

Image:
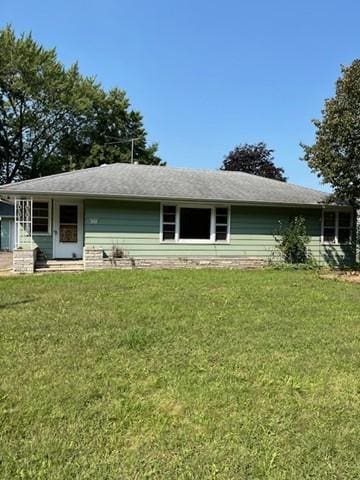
[322,210,352,244]
[180,208,211,240]
[215,207,229,241]
[338,212,352,244]
[323,212,336,243]
[162,205,176,241]
[59,205,78,243]
[32,201,50,234]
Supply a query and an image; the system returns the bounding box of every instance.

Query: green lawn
[1,269,360,479]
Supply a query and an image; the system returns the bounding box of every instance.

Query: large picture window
[322,210,352,244]
[180,208,211,240]
[32,201,50,234]
[161,205,230,242]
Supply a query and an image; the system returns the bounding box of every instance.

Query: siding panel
[84,199,354,266]
[33,234,53,259]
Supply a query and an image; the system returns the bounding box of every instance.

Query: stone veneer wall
[13,248,37,274]
[83,247,133,270]
[83,247,266,270]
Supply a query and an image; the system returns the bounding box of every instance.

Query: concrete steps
[35,259,84,273]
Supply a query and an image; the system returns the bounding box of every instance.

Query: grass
[1,269,360,479]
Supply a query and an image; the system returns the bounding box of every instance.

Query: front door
[54,201,83,258]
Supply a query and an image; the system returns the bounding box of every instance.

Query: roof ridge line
[106,163,329,194]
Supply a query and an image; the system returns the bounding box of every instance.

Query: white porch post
[13,196,36,273]
[15,197,33,249]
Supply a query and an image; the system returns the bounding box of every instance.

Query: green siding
[16,232,53,258]
[84,199,354,266]
[33,234,53,259]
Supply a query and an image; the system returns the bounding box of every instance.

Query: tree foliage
[0,26,162,184]
[220,142,287,181]
[302,60,360,203]
[275,216,311,264]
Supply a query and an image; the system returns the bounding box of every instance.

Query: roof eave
[0,188,335,208]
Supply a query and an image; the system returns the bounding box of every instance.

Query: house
[0,200,15,251]
[0,163,354,273]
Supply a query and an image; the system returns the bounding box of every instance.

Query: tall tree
[302,60,360,203]
[220,142,287,181]
[0,26,162,185]
[62,88,161,169]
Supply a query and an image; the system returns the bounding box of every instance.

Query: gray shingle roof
[0,163,328,206]
[0,201,14,218]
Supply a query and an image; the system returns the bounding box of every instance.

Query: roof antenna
[104,136,141,164]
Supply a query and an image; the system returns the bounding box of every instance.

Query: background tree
[0,26,162,185]
[220,142,287,181]
[60,88,162,170]
[302,60,360,203]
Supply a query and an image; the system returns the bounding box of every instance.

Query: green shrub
[268,260,319,271]
[274,216,311,264]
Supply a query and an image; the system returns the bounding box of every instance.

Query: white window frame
[32,199,52,236]
[321,209,353,245]
[160,203,231,244]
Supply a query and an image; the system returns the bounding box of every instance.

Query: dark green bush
[275,216,311,264]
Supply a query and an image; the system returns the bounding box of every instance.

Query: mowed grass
[1,270,360,479]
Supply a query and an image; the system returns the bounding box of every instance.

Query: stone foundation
[83,247,133,270]
[135,257,266,269]
[83,247,266,271]
[13,248,37,274]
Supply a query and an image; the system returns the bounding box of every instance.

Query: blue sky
[2,1,360,190]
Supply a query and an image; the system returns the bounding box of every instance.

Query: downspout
[355,205,359,265]
[320,205,324,265]
[14,196,17,249]
[348,199,358,267]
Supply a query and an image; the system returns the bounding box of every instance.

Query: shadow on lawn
[0,299,34,310]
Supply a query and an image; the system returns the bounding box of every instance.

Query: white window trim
[160,203,231,244]
[32,199,52,236]
[321,209,353,245]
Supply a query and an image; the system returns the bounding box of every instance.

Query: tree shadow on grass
[0,299,34,310]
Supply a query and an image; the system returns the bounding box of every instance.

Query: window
[162,205,176,240]
[180,208,211,239]
[338,212,352,244]
[215,207,228,241]
[32,201,50,234]
[322,210,352,244]
[59,205,78,243]
[161,205,229,242]
[323,211,336,243]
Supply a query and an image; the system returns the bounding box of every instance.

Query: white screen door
[54,201,83,258]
